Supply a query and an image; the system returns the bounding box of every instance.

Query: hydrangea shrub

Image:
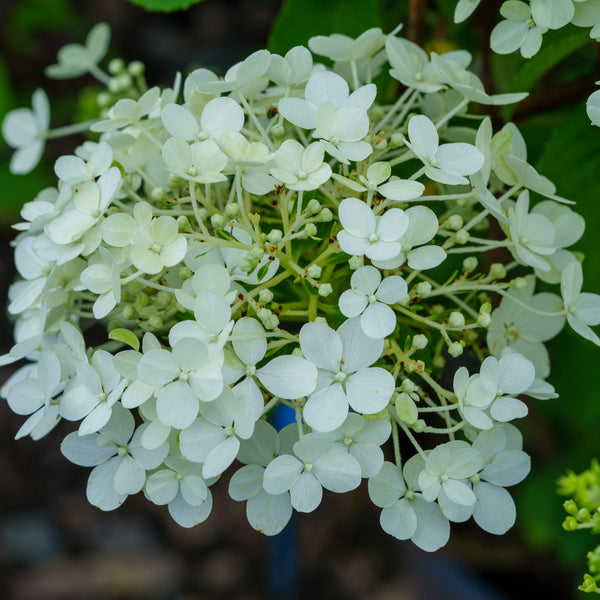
[2,22,599,551]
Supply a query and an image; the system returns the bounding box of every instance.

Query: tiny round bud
[433,355,445,369]
[489,263,506,280]
[265,315,280,330]
[307,264,322,279]
[178,266,193,280]
[96,91,112,108]
[238,259,254,273]
[304,223,318,237]
[480,302,492,314]
[463,256,478,273]
[412,419,426,433]
[564,499,579,516]
[412,334,428,349]
[416,281,432,297]
[258,289,274,304]
[267,229,283,244]
[562,516,579,531]
[108,58,126,75]
[292,347,304,358]
[250,246,265,260]
[210,214,226,229]
[390,132,405,148]
[151,187,167,201]
[156,291,171,306]
[318,208,333,222]
[148,315,163,329]
[122,305,136,320]
[348,255,364,270]
[448,341,463,357]
[374,138,388,151]
[127,60,145,77]
[447,214,463,230]
[448,311,465,328]
[306,199,321,215]
[477,312,492,328]
[511,277,528,291]
[318,283,333,297]
[108,77,121,94]
[401,378,417,393]
[177,216,192,232]
[454,229,469,244]
[271,123,285,138]
[257,307,272,322]
[578,508,591,521]
[224,203,240,217]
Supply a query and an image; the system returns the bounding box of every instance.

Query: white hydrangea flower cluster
[453,0,600,126]
[2,22,599,550]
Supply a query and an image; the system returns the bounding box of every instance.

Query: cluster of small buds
[1,21,599,550]
[558,461,600,593]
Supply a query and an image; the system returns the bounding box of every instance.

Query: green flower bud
[412,334,428,349]
[267,229,283,244]
[210,214,226,229]
[318,208,333,222]
[225,203,240,217]
[416,281,432,297]
[271,123,285,138]
[108,58,126,75]
[127,60,145,77]
[489,263,506,280]
[395,392,418,424]
[122,305,136,320]
[447,214,463,230]
[454,229,469,244]
[448,341,463,357]
[250,246,265,259]
[304,223,318,237]
[178,266,193,280]
[238,259,254,273]
[448,312,465,328]
[463,256,478,273]
[306,199,321,215]
[148,315,163,329]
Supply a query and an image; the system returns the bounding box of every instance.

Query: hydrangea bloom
[0,22,595,553]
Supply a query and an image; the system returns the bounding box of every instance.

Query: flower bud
[448,341,463,357]
[448,312,465,328]
[318,283,333,297]
[267,229,283,244]
[128,60,145,77]
[511,277,527,291]
[454,229,469,244]
[390,132,405,148]
[178,266,193,280]
[271,124,285,138]
[489,263,506,279]
[463,256,477,273]
[177,216,192,232]
[412,334,428,349]
[306,199,321,215]
[447,214,463,230]
[304,223,318,237]
[210,214,226,229]
[416,281,432,297]
[148,315,163,329]
[238,259,254,273]
[259,289,273,303]
[96,91,112,108]
[412,419,426,432]
[476,312,492,328]
[225,203,240,217]
[122,305,136,320]
[108,58,126,75]
[307,264,322,279]
[401,378,417,393]
[156,291,171,306]
[318,208,333,222]
[250,246,265,259]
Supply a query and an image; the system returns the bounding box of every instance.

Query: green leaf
[268,0,381,55]
[322,251,349,266]
[301,278,320,296]
[109,328,140,351]
[502,28,591,120]
[124,0,204,12]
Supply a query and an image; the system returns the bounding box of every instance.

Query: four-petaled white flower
[339,265,407,338]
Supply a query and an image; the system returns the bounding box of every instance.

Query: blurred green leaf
[268,0,381,55]
[0,57,15,120]
[502,28,591,120]
[124,0,204,11]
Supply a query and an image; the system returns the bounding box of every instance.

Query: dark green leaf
[125,0,204,12]
[268,0,381,55]
[301,278,319,296]
[502,28,591,120]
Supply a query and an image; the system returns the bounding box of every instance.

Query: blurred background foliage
[1,0,599,598]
